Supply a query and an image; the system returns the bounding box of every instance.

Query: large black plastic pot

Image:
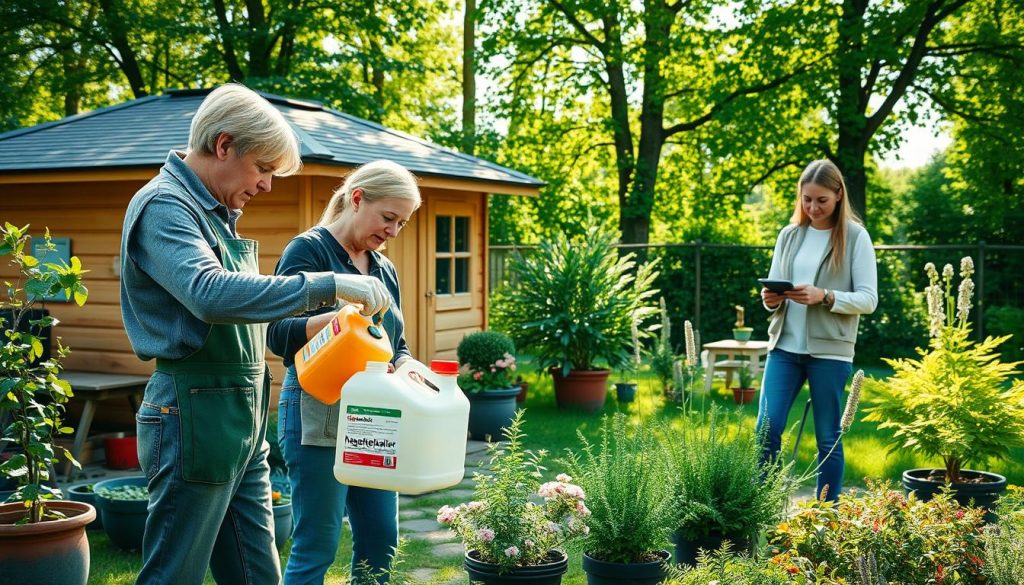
[466,387,520,441]
[582,550,670,584]
[94,476,149,552]
[902,468,1007,521]
[672,530,750,567]
[0,500,95,585]
[464,549,568,585]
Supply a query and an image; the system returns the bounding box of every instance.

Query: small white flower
[555,473,572,483]
[684,320,697,367]
[957,277,974,324]
[926,284,944,338]
[960,256,975,279]
[942,263,954,280]
[841,370,864,432]
[476,528,495,542]
[504,545,519,557]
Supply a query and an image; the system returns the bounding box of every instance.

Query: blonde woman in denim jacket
[756,159,878,501]
[268,160,420,584]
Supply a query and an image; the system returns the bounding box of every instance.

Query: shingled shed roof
[0,88,544,191]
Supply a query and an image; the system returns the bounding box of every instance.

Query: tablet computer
[758,278,794,293]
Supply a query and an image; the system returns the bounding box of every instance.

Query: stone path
[391,439,491,584]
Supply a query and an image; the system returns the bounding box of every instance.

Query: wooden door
[423,196,484,360]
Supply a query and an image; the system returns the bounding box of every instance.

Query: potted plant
[0,223,93,585]
[562,413,673,584]
[491,220,658,413]
[731,358,756,405]
[648,298,681,399]
[864,257,1024,514]
[93,476,149,552]
[732,304,752,342]
[663,409,791,566]
[613,318,644,404]
[436,410,590,583]
[457,330,520,440]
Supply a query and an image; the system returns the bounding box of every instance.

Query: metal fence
[489,241,1024,363]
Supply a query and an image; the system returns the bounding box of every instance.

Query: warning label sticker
[341,405,401,469]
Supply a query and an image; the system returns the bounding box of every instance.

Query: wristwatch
[821,288,834,308]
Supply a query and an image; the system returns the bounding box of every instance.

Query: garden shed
[0,88,542,397]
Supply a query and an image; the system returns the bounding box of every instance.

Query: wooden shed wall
[0,175,489,424]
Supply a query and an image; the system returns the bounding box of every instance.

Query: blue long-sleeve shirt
[120,151,337,361]
[267,226,412,367]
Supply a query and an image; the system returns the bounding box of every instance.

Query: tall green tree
[480,0,819,245]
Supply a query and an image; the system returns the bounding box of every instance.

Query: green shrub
[663,409,791,543]
[864,258,1024,483]
[562,413,673,563]
[768,479,986,584]
[0,223,88,522]
[457,330,516,371]
[456,330,518,392]
[983,485,1024,585]
[664,545,791,585]
[491,220,659,374]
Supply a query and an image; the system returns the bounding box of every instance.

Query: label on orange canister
[301,317,341,363]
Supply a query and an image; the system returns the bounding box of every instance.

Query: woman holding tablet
[756,159,878,501]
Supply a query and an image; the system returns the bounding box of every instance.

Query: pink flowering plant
[437,410,590,570]
[456,330,518,393]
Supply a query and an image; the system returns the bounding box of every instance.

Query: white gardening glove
[334,274,391,317]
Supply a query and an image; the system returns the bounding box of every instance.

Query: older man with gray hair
[120,84,389,585]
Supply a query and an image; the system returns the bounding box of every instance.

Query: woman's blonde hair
[319,160,421,225]
[790,159,862,272]
[188,83,302,176]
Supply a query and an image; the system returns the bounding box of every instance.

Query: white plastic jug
[333,359,470,494]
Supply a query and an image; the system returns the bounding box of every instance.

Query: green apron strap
[159,208,270,484]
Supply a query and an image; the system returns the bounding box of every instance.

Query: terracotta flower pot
[732,387,757,405]
[0,500,95,585]
[550,368,610,413]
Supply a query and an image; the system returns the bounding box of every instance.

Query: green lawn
[83,363,1024,584]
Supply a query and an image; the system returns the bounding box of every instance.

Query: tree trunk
[833,0,869,224]
[212,0,245,81]
[461,0,476,155]
[97,0,148,97]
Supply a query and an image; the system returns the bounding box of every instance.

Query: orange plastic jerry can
[294,304,393,404]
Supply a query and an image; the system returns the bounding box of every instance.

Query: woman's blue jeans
[755,348,852,501]
[278,386,398,585]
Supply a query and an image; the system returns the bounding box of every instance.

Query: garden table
[701,339,769,393]
[60,371,150,481]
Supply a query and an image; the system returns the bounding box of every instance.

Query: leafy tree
[480,0,818,245]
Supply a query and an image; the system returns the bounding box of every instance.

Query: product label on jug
[341,405,400,469]
[301,317,340,363]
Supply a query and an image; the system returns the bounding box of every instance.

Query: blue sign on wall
[31,237,71,302]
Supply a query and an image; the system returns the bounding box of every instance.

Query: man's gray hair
[188,84,302,176]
